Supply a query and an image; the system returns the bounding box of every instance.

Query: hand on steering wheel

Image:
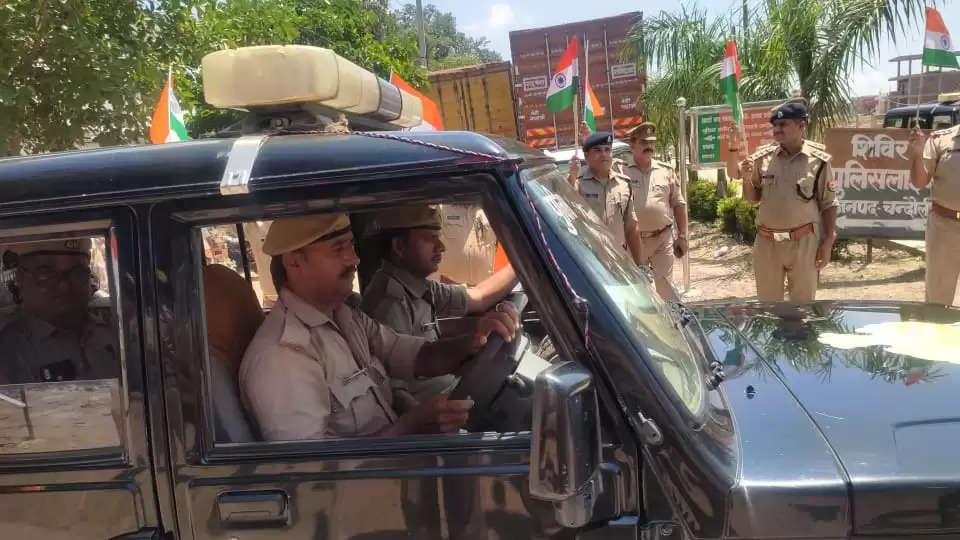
[468,304,518,352]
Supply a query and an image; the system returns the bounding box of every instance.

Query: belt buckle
[773,231,791,242]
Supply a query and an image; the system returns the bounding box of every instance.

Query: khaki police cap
[627,122,656,141]
[262,213,352,256]
[7,238,92,257]
[376,205,442,232]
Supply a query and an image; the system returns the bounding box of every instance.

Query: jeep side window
[0,233,123,455]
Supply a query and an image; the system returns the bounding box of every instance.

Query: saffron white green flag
[720,41,744,125]
[923,7,959,69]
[583,77,604,132]
[546,37,579,114]
[150,69,189,144]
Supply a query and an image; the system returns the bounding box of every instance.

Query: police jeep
[0,45,958,540]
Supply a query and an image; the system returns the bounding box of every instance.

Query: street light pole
[416,0,427,69]
[676,96,690,293]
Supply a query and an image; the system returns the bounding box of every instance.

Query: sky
[406,0,960,98]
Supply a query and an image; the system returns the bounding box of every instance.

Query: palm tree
[624,0,928,145]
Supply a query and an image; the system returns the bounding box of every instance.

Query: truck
[424,62,520,139]
[509,12,646,149]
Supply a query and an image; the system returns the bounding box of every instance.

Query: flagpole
[584,37,590,133]
[574,93,580,149]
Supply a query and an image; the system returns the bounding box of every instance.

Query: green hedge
[717,196,739,234]
[734,199,759,242]
[687,179,718,222]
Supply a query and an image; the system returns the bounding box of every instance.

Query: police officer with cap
[361,204,518,410]
[566,131,639,257]
[908,121,960,306]
[239,213,517,441]
[616,122,688,299]
[727,100,838,301]
[0,238,116,384]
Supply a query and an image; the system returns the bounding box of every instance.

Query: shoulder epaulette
[932,125,959,137]
[749,143,778,161]
[807,145,831,162]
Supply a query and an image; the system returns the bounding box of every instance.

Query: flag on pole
[720,41,744,125]
[546,37,579,114]
[150,68,189,144]
[390,72,445,130]
[583,77,605,133]
[923,7,959,69]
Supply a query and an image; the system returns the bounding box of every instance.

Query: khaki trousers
[639,229,675,298]
[925,212,960,306]
[753,228,820,302]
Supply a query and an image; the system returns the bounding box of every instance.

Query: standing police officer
[616,123,688,299]
[567,131,638,256]
[727,101,838,302]
[909,124,960,306]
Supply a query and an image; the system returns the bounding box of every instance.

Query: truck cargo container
[425,62,520,139]
[509,13,646,149]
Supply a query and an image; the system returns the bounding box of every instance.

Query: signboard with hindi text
[688,99,781,168]
[825,127,930,239]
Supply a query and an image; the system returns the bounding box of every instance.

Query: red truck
[509,12,646,149]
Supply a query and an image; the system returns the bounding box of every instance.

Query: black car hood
[702,301,960,537]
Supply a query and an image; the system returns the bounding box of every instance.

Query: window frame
[151,169,589,464]
[0,209,144,470]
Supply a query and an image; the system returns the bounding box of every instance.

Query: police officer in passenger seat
[0,239,116,384]
[239,213,517,441]
[361,205,518,412]
[727,101,838,302]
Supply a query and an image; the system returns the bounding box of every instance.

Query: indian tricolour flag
[546,37,579,114]
[923,7,959,69]
[720,41,744,125]
[583,77,605,133]
[150,69,189,144]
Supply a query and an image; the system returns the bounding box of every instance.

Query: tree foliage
[624,0,928,149]
[2,0,490,155]
[394,3,502,71]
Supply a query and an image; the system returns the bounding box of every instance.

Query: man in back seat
[239,213,517,441]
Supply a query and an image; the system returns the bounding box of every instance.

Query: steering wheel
[448,292,528,429]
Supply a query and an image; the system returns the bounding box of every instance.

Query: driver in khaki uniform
[239,213,517,441]
[361,205,518,410]
[0,239,117,384]
[727,101,838,301]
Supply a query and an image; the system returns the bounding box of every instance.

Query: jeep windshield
[524,166,705,417]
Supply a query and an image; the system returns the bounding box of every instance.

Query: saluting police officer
[361,205,518,409]
[727,101,838,302]
[239,213,517,442]
[616,122,688,299]
[0,239,117,384]
[909,124,960,306]
[567,131,638,256]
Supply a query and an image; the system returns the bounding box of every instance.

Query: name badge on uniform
[584,193,599,199]
[761,174,775,180]
[447,215,461,221]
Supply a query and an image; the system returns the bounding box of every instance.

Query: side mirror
[529,361,602,527]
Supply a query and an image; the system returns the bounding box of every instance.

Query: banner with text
[688,99,781,168]
[825,127,930,239]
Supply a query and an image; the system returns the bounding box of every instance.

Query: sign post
[687,99,783,169]
[676,96,690,293]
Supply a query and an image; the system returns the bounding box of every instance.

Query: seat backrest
[202,264,265,442]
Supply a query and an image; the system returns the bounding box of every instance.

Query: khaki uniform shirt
[361,262,469,341]
[576,165,634,250]
[361,262,469,402]
[616,157,686,231]
[240,288,425,441]
[435,205,497,285]
[0,307,117,384]
[923,124,960,210]
[749,141,838,230]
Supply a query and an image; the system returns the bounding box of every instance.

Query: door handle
[217,489,290,527]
